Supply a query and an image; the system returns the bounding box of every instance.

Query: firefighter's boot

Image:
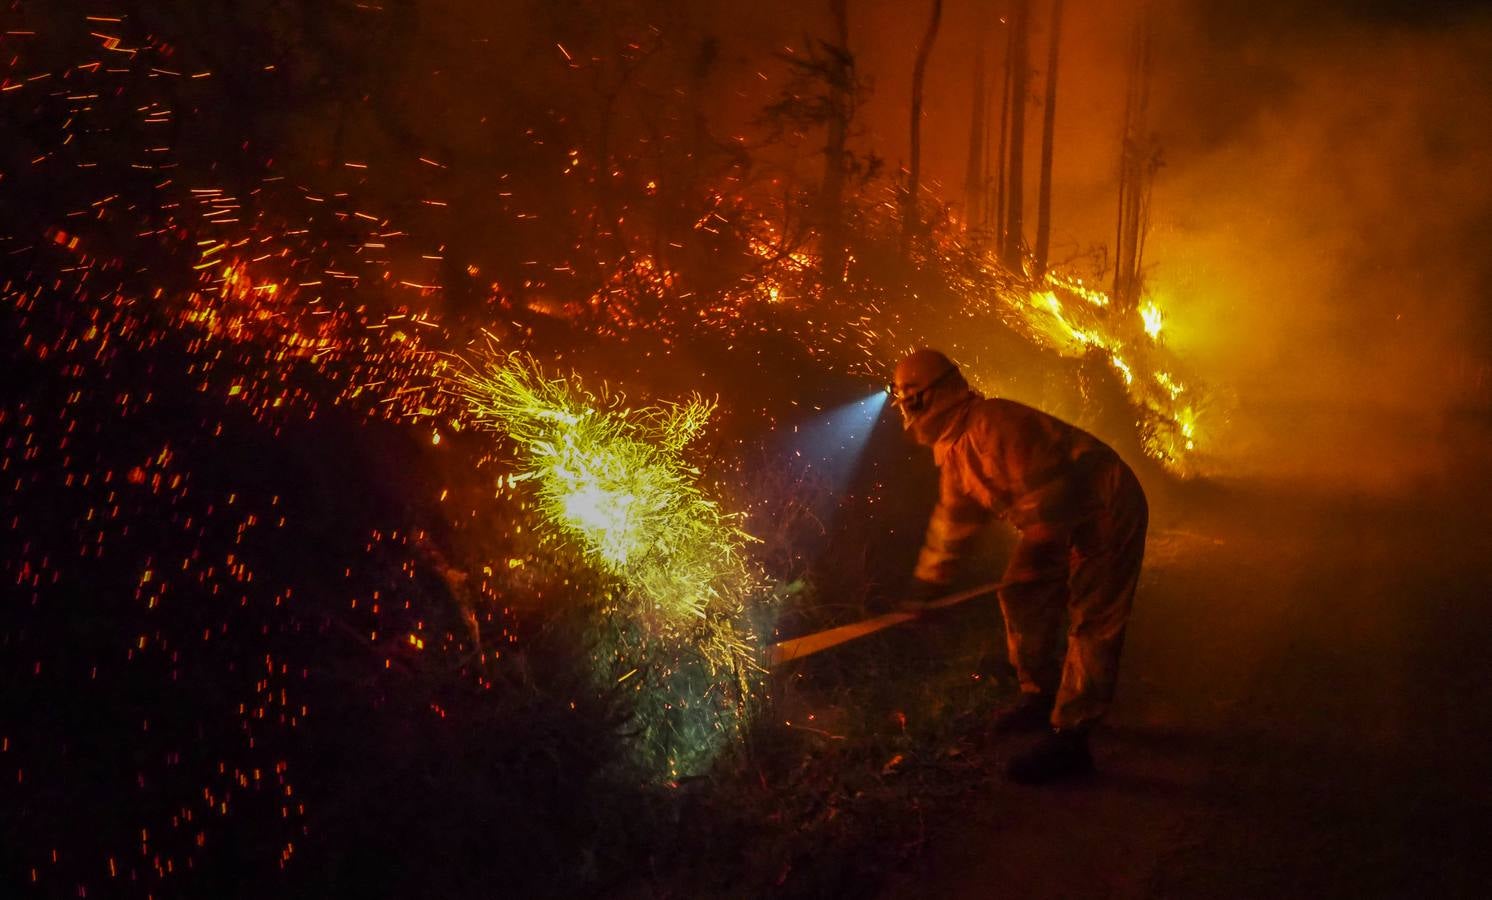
[990,692,1056,735]
[1006,729,1093,784]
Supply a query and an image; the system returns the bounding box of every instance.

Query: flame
[1140,301,1164,339]
[988,276,1205,469]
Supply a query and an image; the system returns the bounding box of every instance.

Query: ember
[13,0,1484,895]
[448,349,762,771]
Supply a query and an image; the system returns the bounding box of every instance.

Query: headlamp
[890,366,958,415]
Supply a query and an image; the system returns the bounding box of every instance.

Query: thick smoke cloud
[833,1,1492,486]
[1138,3,1492,487]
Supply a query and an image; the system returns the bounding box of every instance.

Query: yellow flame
[1140,301,1164,339]
[1001,281,1203,471]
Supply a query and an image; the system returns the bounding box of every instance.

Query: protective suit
[894,349,1148,735]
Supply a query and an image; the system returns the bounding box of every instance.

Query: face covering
[903,385,975,447]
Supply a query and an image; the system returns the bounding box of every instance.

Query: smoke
[840,0,1492,489]
[1137,3,1492,488]
[111,0,1490,489]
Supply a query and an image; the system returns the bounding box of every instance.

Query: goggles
[890,366,958,414]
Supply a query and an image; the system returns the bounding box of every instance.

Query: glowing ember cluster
[449,351,762,679]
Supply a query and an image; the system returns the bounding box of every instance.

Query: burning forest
[4,0,1492,897]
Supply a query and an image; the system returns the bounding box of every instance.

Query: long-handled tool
[766,580,1005,668]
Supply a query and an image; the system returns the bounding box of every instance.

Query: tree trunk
[1113,0,1154,311]
[993,7,1013,249]
[902,0,944,255]
[1033,0,1063,276]
[1002,0,1029,270]
[963,43,988,229]
[820,0,851,284]
[963,2,992,230]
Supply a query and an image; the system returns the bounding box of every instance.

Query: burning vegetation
[448,349,764,775]
[0,0,1290,895]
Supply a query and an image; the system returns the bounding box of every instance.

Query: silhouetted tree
[1034,0,1064,275]
[1002,0,1030,269]
[761,2,870,285]
[963,1,995,232]
[1114,0,1162,311]
[902,0,944,255]
[994,3,1013,248]
[820,0,855,284]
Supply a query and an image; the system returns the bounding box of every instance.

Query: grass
[617,599,1018,898]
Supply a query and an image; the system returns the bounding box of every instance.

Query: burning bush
[447,349,765,776]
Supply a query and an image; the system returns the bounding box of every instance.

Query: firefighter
[891,349,1149,784]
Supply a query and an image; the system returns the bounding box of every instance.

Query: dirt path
[881,473,1492,899]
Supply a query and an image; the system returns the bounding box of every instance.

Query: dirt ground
[881,427,1492,899]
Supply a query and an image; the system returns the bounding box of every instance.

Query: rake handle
[766,580,1005,668]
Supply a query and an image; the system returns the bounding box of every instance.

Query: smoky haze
[115,0,1492,489]
[1140,2,1492,488]
[836,0,1492,489]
